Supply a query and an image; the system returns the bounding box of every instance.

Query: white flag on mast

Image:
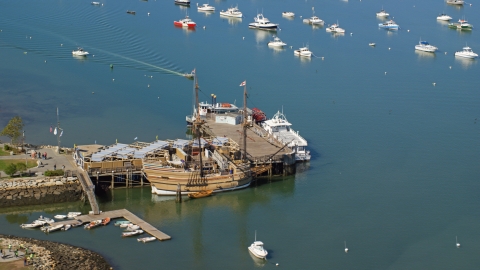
[239,81,246,86]
[53,128,57,135]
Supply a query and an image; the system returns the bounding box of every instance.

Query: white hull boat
[174,0,190,5]
[197,3,215,11]
[267,36,286,47]
[376,9,389,17]
[20,221,44,228]
[220,6,242,18]
[91,2,101,5]
[326,23,345,33]
[447,0,464,5]
[455,46,478,59]
[67,212,81,218]
[415,41,438,52]
[42,224,64,233]
[248,231,268,259]
[115,221,131,226]
[122,230,144,237]
[36,216,55,224]
[151,181,251,195]
[379,20,399,30]
[54,215,67,219]
[437,14,452,21]
[62,224,72,231]
[137,237,156,243]
[72,48,89,56]
[125,224,141,231]
[282,12,295,17]
[303,16,324,25]
[294,47,312,58]
[249,13,278,30]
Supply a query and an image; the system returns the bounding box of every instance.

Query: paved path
[0,249,26,262]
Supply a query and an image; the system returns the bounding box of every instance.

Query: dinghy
[124,224,140,231]
[188,190,213,199]
[115,221,131,226]
[54,214,67,219]
[137,237,156,243]
[67,212,82,218]
[42,224,64,233]
[122,230,144,237]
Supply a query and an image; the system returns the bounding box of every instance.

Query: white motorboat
[54,214,67,219]
[124,224,141,231]
[67,212,81,218]
[249,13,278,30]
[455,46,478,59]
[91,2,100,5]
[62,224,72,231]
[294,46,312,58]
[37,216,55,224]
[267,36,286,47]
[84,219,102,229]
[415,41,438,53]
[115,220,131,226]
[20,220,44,228]
[437,13,452,21]
[42,224,64,233]
[379,20,399,30]
[122,229,144,237]
[369,43,376,47]
[174,16,197,28]
[446,0,464,5]
[248,231,268,259]
[303,15,324,25]
[326,23,345,33]
[376,9,389,17]
[282,12,295,17]
[174,0,190,5]
[219,6,242,18]
[262,110,311,161]
[72,48,89,56]
[137,237,156,243]
[197,3,215,11]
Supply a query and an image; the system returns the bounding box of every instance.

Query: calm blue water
[1,0,480,269]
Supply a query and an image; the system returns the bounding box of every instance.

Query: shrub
[4,145,11,151]
[44,170,64,176]
[4,163,17,177]
[16,163,27,176]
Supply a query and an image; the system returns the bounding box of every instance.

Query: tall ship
[261,111,310,162]
[144,73,252,195]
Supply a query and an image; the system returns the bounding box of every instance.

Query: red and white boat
[174,16,196,28]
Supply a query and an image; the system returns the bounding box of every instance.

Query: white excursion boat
[20,220,44,228]
[267,36,286,47]
[174,16,196,28]
[174,0,190,5]
[376,9,389,17]
[137,237,156,243]
[248,231,268,259]
[455,46,478,59]
[415,41,438,53]
[326,23,345,33]
[42,224,64,233]
[219,6,242,18]
[72,48,89,56]
[437,13,452,21]
[54,214,67,219]
[122,229,144,237]
[379,20,399,30]
[67,212,81,218]
[262,111,311,161]
[294,46,312,58]
[446,0,464,5]
[282,12,295,17]
[249,13,278,30]
[197,3,215,12]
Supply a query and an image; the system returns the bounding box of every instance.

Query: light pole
[23,130,27,167]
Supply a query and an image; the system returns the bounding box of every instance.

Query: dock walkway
[77,171,100,215]
[50,209,171,241]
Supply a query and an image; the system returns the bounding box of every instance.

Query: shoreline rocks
[0,176,82,207]
[0,234,111,270]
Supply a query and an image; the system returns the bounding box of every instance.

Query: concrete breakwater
[0,234,111,270]
[0,177,82,207]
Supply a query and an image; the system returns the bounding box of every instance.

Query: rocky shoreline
[0,234,111,270]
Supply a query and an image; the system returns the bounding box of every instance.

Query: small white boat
[174,0,190,5]
[197,3,215,11]
[249,13,278,30]
[294,46,312,57]
[369,43,376,47]
[379,20,399,30]
[125,224,141,231]
[67,212,82,218]
[282,12,295,17]
[62,224,72,231]
[248,231,268,259]
[267,36,286,47]
[54,214,67,219]
[376,9,389,17]
[122,229,144,237]
[137,237,156,243]
[437,13,452,21]
[37,216,55,224]
[72,48,89,56]
[447,0,464,5]
[91,1,100,5]
[114,220,131,226]
[20,220,44,228]
[84,219,102,229]
[455,46,478,59]
[219,6,242,18]
[42,224,64,233]
[303,15,324,25]
[415,40,438,53]
[326,23,345,33]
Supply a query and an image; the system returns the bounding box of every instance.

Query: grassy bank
[0,160,37,172]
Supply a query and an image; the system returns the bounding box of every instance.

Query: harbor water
[1,0,480,269]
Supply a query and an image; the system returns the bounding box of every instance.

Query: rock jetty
[0,176,82,207]
[0,234,111,270]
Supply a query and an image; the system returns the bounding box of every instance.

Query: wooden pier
[77,171,100,215]
[49,209,171,241]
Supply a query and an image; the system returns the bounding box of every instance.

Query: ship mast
[242,82,247,162]
[194,72,204,178]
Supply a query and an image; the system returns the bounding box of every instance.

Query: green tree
[16,162,27,176]
[0,116,24,146]
[4,163,17,177]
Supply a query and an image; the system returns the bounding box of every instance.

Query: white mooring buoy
[344,241,349,253]
[456,236,461,248]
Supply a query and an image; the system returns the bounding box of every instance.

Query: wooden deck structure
[49,209,171,241]
[77,171,100,215]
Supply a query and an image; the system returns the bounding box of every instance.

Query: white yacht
[220,6,242,18]
[294,46,312,58]
[282,12,295,17]
[267,36,286,47]
[455,46,478,59]
[262,111,311,161]
[303,15,324,25]
[376,9,389,17]
[415,41,438,53]
[248,231,268,259]
[437,13,452,21]
[72,48,89,56]
[378,20,399,30]
[197,3,215,11]
[446,0,464,5]
[249,13,278,30]
[326,23,345,33]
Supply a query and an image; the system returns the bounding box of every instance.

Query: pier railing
[87,166,142,175]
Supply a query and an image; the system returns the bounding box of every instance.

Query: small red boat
[174,16,196,28]
[252,108,267,123]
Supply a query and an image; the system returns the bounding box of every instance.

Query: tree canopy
[0,116,24,145]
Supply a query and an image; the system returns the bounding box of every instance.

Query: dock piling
[176,183,182,203]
